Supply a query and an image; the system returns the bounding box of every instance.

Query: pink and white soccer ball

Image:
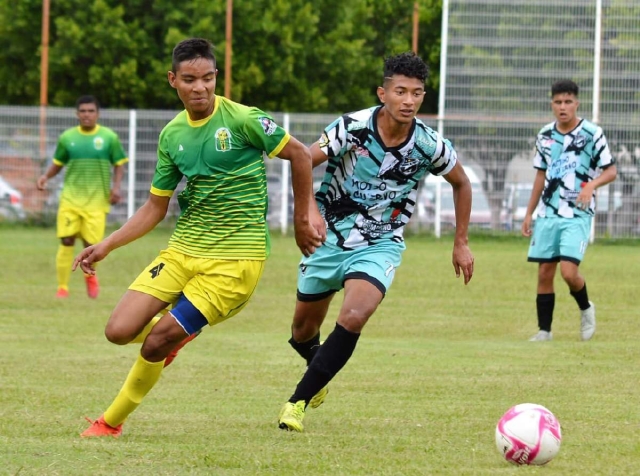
[495,403,562,465]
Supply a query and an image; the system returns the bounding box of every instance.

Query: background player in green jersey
[73,38,325,437]
[277,52,474,432]
[522,80,617,342]
[36,95,128,299]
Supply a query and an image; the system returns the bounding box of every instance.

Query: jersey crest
[215,127,232,152]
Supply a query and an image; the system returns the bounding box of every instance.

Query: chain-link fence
[0,0,638,237]
[441,0,640,237]
[0,103,638,237]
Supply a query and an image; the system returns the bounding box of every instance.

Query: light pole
[225,0,232,98]
[39,0,50,159]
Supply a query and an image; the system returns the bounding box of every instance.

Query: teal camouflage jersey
[316,106,457,250]
[151,96,290,260]
[534,118,615,218]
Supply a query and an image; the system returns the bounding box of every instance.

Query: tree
[0,0,443,113]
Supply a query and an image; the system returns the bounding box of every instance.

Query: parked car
[504,182,623,231]
[0,175,26,221]
[503,183,535,230]
[417,166,493,229]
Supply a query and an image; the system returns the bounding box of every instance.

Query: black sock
[289,323,360,404]
[570,283,590,311]
[536,293,555,332]
[288,332,321,365]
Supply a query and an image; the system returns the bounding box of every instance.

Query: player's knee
[104,323,134,345]
[291,321,318,342]
[338,308,370,333]
[140,331,179,361]
[559,266,580,285]
[104,315,138,345]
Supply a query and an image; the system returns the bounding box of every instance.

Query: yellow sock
[103,354,164,427]
[56,245,75,290]
[130,315,162,344]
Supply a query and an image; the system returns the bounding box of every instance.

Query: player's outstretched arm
[72,193,170,274]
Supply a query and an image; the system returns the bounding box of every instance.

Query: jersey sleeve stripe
[266,133,291,158]
[150,185,174,197]
[114,158,129,166]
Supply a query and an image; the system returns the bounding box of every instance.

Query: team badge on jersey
[572,134,587,149]
[215,128,232,152]
[93,137,104,150]
[398,155,420,176]
[259,117,277,136]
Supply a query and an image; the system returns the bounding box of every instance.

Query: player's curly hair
[383,52,429,84]
[172,38,216,72]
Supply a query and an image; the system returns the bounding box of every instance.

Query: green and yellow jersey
[151,96,290,260]
[53,125,128,212]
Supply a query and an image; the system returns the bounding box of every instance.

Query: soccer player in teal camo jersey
[278,52,475,432]
[74,38,325,438]
[522,79,617,342]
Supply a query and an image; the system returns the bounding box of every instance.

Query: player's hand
[36,175,47,191]
[521,216,533,237]
[110,188,122,205]
[452,242,474,285]
[72,242,111,275]
[293,219,325,257]
[576,182,594,210]
[309,203,327,243]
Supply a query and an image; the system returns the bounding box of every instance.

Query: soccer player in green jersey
[37,95,128,299]
[73,38,325,438]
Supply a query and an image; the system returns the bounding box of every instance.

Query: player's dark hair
[76,95,99,111]
[551,80,579,97]
[383,52,429,84]
[172,38,216,72]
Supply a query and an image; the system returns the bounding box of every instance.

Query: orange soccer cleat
[55,288,69,299]
[81,416,122,438]
[85,275,99,299]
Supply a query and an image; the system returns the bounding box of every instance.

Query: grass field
[0,226,639,475]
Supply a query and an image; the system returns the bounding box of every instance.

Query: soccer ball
[495,403,562,465]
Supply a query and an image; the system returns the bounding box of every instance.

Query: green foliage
[1,227,639,474]
[0,0,443,113]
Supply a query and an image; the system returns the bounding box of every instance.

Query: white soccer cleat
[529,330,552,342]
[580,301,596,341]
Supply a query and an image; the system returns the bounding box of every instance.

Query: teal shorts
[297,242,404,302]
[527,215,592,265]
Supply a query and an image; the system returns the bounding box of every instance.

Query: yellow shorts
[129,248,265,326]
[56,204,106,244]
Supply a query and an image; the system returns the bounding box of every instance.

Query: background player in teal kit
[522,79,617,342]
[278,52,475,432]
[73,38,324,437]
[37,95,128,299]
